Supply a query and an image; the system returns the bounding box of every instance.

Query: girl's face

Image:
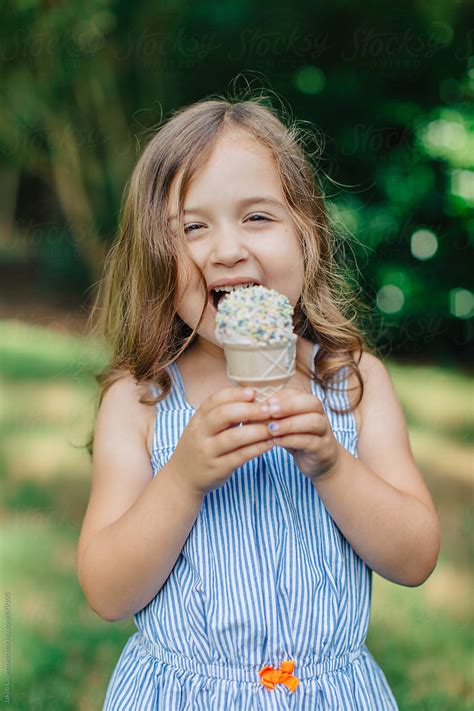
[168,128,305,356]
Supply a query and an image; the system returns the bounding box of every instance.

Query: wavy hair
[85,90,378,454]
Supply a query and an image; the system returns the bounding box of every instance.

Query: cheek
[176,254,199,295]
[279,233,304,272]
[175,265,208,318]
[279,241,304,304]
[281,227,303,258]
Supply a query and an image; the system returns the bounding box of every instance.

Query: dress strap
[149,365,193,411]
[168,362,195,410]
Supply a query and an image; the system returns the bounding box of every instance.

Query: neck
[193,336,227,364]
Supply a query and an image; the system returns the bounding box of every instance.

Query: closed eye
[247,214,271,223]
[183,223,202,234]
[183,214,271,234]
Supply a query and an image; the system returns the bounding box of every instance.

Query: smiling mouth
[209,283,260,310]
[210,290,233,310]
[210,291,224,309]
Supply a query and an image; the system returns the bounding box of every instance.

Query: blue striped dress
[103,342,399,709]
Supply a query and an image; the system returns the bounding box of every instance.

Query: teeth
[212,282,258,293]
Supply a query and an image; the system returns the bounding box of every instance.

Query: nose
[210,224,250,266]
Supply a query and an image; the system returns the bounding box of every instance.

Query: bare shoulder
[76,373,157,582]
[350,352,438,516]
[355,351,396,428]
[357,350,388,380]
[98,373,157,454]
[100,371,152,413]
[346,351,387,432]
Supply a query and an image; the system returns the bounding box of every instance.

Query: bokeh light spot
[449,289,473,319]
[451,170,474,203]
[411,229,438,260]
[294,66,326,95]
[376,285,405,314]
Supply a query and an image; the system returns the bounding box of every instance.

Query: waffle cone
[223,336,297,402]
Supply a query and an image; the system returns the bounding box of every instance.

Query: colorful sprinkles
[215,285,295,345]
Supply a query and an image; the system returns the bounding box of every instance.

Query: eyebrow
[168,196,285,223]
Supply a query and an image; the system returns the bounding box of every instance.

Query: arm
[312,353,441,587]
[76,376,205,622]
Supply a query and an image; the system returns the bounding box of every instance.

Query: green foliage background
[1,0,473,359]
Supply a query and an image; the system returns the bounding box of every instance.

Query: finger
[208,400,274,435]
[261,390,325,418]
[219,437,275,472]
[265,413,327,437]
[271,433,320,450]
[213,421,274,457]
[201,386,256,416]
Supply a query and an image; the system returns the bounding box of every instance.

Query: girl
[77,95,440,709]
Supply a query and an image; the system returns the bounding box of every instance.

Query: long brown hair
[85,90,379,454]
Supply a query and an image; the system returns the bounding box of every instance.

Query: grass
[0,318,473,710]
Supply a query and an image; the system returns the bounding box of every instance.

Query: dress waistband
[135,632,364,684]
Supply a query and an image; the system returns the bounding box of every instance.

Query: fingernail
[261,404,270,413]
[244,388,254,396]
[268,422,279,432]
[269,403,280,414]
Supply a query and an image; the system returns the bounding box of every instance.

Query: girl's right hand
[169,388,274,496]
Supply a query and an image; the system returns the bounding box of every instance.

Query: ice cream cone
[223,335,297,402]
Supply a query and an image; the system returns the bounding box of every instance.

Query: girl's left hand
[261,387,341,481]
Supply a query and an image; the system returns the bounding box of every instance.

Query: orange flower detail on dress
[258,659,300,692]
